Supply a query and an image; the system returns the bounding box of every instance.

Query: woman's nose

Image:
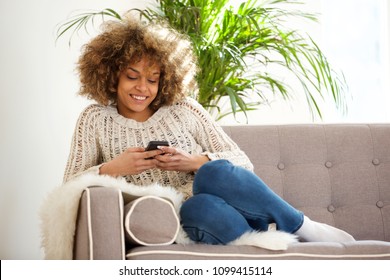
[135,78,147,92]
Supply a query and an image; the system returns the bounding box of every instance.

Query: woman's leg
[193,160,303,233]
[295,216,355,242]
[180,193,253,244]
[193,160,355,242]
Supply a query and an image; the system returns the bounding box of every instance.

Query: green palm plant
[57,0,347,121]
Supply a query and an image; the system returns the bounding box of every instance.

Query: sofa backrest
[222,124,390,241]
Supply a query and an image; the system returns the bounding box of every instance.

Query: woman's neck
[117,106,155,122]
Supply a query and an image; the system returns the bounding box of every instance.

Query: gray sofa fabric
[73,124,390,259]
[126,242,390,260]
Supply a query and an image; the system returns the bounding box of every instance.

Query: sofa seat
[126,241,390,260]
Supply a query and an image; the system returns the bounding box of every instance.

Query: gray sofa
[73,124,390,259]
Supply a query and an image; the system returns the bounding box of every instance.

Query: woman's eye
[127,75,137,80]
[148,80,157,84]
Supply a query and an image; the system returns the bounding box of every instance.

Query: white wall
[320,0,390,123]
[1,0,389,259]
[221,0,390,125]
[0,0,152,260]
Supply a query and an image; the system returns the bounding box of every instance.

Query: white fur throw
[39,173,297,259]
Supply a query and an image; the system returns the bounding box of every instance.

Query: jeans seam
[182,226,225,244]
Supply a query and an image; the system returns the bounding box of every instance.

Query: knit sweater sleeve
[63,104,103,183]
[180,98,254,171]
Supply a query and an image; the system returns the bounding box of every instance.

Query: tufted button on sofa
[73,124,390,259]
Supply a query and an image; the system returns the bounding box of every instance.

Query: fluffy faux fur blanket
[40,173,297,259]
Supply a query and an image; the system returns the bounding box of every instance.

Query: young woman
[64,16,355,246]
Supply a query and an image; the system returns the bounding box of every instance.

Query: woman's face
[116,57,161,121]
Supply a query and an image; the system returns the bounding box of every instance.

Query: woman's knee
[197,159,232,176]
[179,193,252,244]
[180,194,225,244]
[180,193,222,225]
[193,159,232,194]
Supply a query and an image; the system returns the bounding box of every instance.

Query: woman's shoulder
[81,103,107,113]
[164,97,217,129]
[172,97,207,114]
[77,103,112,123]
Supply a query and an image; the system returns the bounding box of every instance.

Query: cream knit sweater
[63,97,253,198]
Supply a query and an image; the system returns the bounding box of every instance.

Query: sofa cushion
[124,196,179,246]
[126,241,390,260]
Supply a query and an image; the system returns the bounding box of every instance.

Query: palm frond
[56,9,122,46]
[55,0,348,122]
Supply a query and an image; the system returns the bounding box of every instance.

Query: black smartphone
[145,140,170,151]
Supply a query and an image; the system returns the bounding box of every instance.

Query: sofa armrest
[73,186,125,260]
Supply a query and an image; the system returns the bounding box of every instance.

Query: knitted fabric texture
[63,97,253,198]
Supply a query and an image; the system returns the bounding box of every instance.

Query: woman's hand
[154,146,209,172]
[99,147,164,177]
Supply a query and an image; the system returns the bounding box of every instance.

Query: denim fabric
[180,159,304,244]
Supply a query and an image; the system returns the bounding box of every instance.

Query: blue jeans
[180,159,304,244]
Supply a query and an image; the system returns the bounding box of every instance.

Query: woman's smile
[130,94,148,101]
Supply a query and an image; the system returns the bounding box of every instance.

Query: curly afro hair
[77,15,199,110]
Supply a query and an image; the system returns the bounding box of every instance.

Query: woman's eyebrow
[128,67,139,73]
[128,67,160,75]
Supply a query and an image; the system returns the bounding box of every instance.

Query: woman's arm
[154,146,210,172]
[99,147,164,177]
[63,105,103,183]
[155,98,253,172]
[188,98,253,170]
